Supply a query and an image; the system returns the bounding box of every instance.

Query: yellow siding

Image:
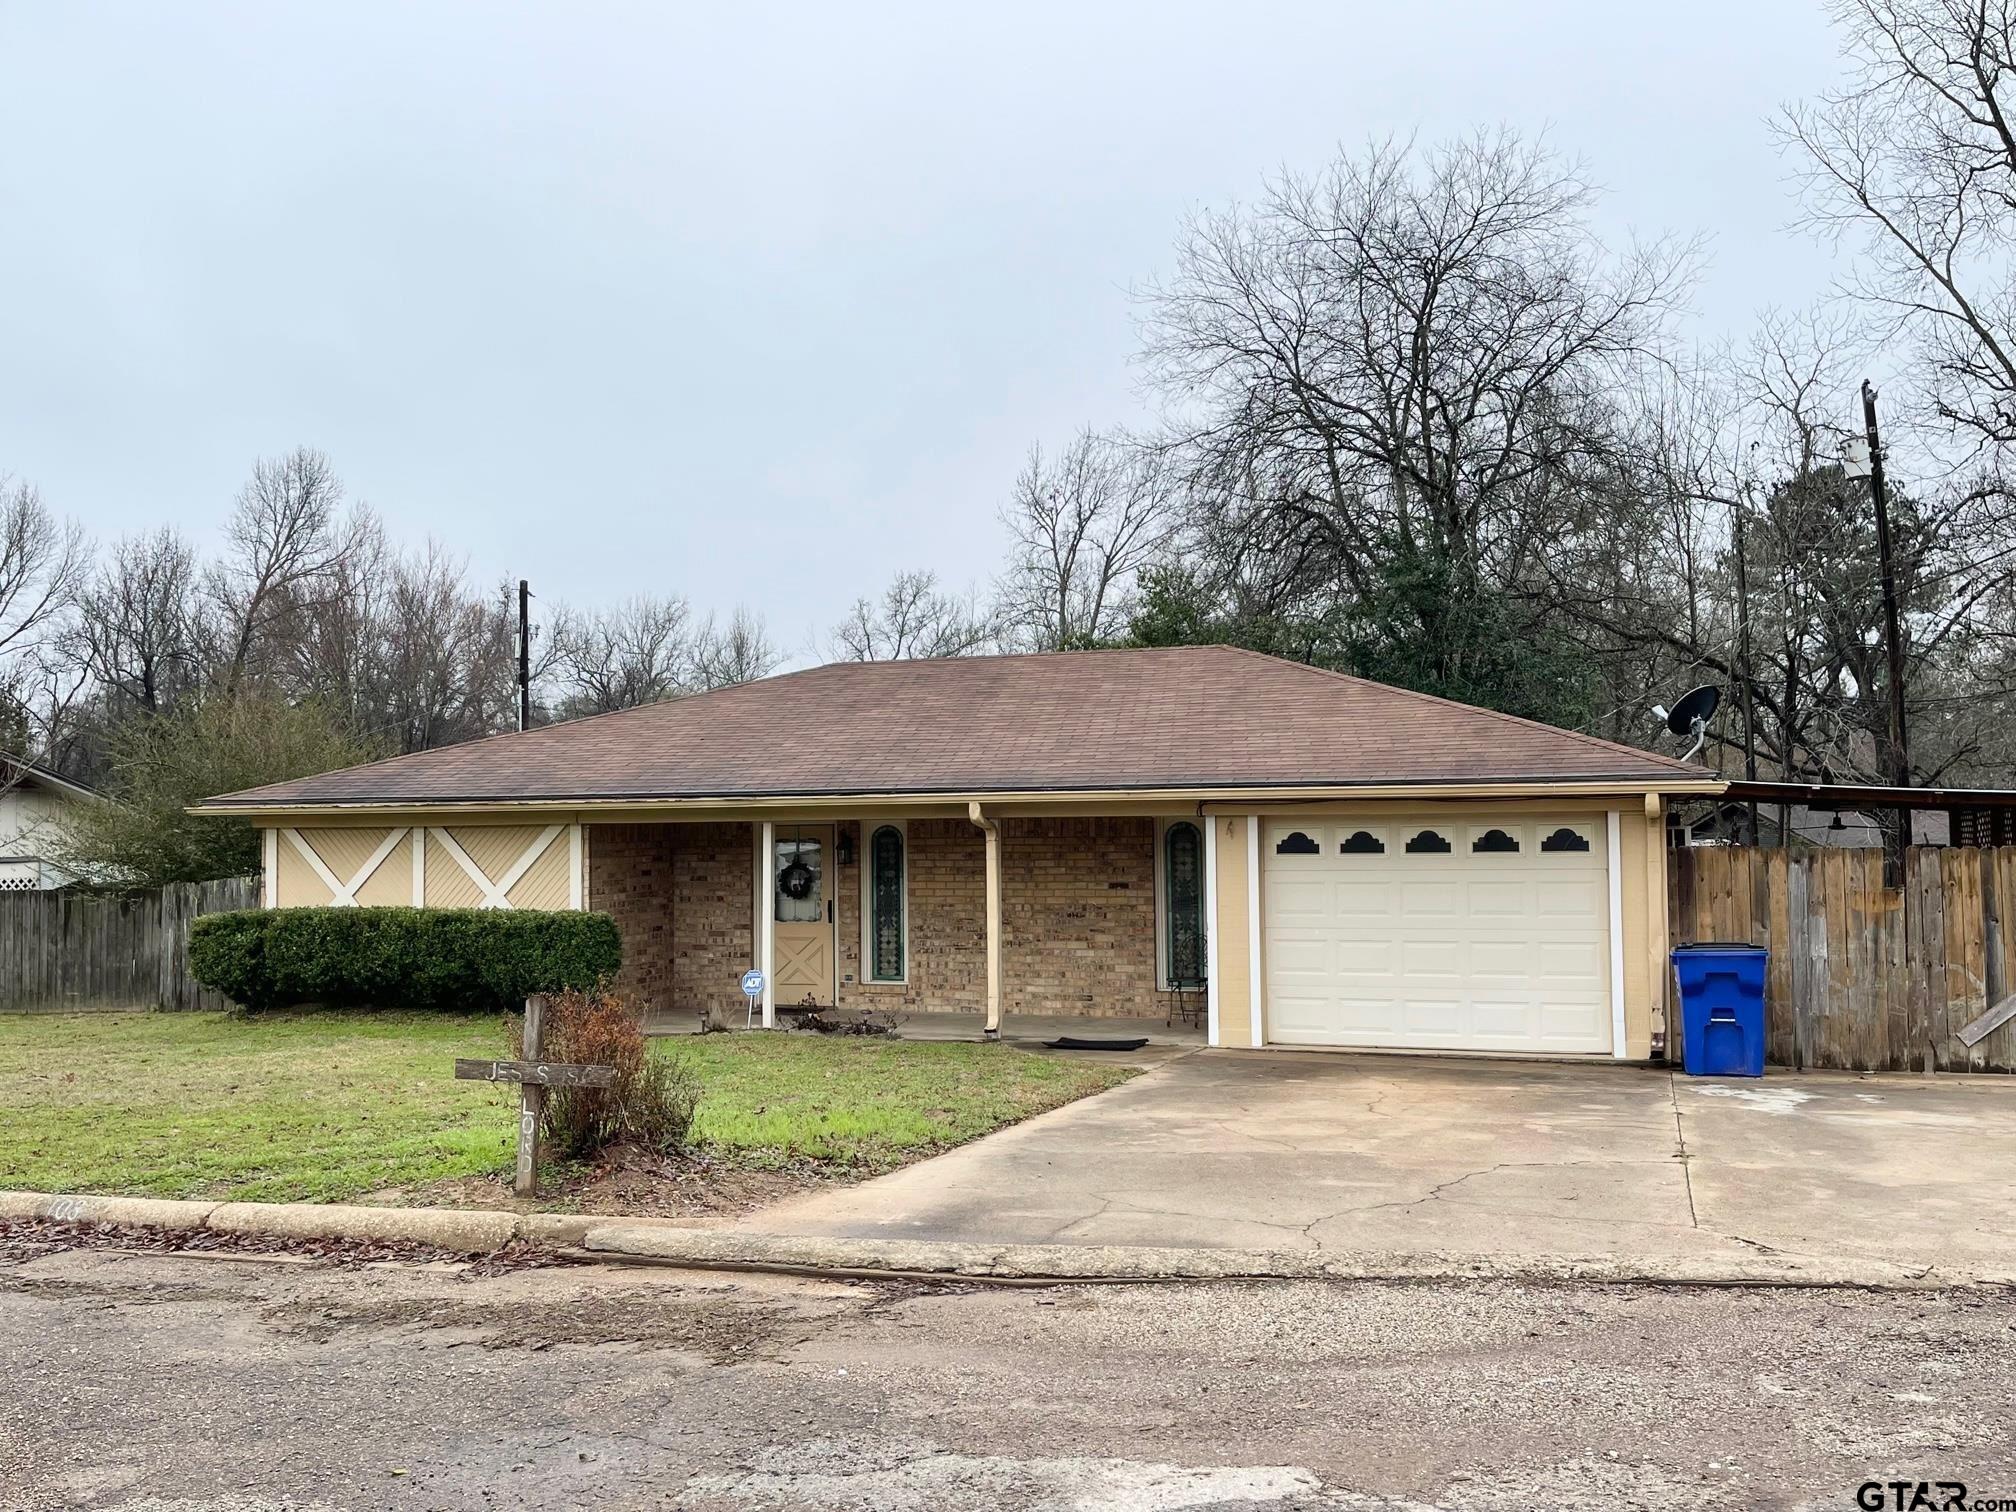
[506,835,570,909]
[272,834,332,907]
[449,825,548,882]
[1211,814,1254,1047]
[423,832,485,908]
[353,832,414,906]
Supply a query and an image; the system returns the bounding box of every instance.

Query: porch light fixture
[836,830,856,867]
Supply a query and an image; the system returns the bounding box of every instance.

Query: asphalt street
[4,1245,2014,1511]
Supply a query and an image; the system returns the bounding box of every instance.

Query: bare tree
[1129,131,1696,721]
[0,476,90,767]
[829,570,996,661]
[1141,132,1693,606]
[376,544,517,752]
[1779,0,2016,452]
[998,432,1174,650]
[0,477,88,672]
[1539,311,2016,792]
[281,508,390,733]
[66,526,203,722]
[201,447,368,696]
[544,595,694,717]
[690,606,779,689]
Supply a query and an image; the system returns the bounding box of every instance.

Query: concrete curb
[206,1201,520,1253]
[577,1225,2016,1292]
[0,1190,691,1255]
[7,1190,2011,1291]
[0,1191,219,1231]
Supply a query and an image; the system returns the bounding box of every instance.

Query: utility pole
[1860,381,1911,875]
[517,579,532,733]
[1732,489,1760,846]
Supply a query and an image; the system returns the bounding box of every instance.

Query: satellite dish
[1659,685,1721,762]
[1665,685,1721,738]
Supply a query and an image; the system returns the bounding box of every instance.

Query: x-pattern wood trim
[282,827,410,908]
[430,824,565,909]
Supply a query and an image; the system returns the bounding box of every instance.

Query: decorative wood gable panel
[269,824,584,911]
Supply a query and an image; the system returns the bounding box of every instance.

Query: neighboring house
[195,647,1720,1059]
[0,756,97,891]
[1671,800,1949,849]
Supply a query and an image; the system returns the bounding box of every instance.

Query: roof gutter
[190,776,1727,821]
[1721,779,2016,811]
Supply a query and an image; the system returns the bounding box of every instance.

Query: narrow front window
[1164,821,1205,985]
[868,825,905,981]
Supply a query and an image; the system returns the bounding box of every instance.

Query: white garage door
[1263,817,1615,1054]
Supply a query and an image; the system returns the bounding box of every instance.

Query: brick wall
[834,815,1170,1018]
[1002,817,1173,1018]
[586,821,751,1019]
[669,821,755,1022]
[585,823,678,1007]
[595,815,1171,1021]
[836,818,988,1012]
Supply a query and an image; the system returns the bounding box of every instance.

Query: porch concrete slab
[646,1010,1204,1047]
[739,1052,2016,1274]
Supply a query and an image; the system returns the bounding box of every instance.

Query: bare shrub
[515,988,700,1159]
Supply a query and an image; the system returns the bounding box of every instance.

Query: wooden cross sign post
[454,993,616,1197]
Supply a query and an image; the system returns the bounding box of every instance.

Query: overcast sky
[0,2,1849,663]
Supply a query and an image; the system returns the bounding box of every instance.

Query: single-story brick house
[196,647,1720,1057]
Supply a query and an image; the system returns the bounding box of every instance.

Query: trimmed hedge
[188,907,624,1012]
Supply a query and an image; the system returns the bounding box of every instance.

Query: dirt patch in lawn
[385,1143,846,1225]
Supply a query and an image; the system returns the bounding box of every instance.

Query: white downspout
[968,801,1002,1040]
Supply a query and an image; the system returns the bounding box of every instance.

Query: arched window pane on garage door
[1164,821,1206,985]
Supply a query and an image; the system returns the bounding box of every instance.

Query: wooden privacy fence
[1669,846,2016,1073]
[0,877,258,1014]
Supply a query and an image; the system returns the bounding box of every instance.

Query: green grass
[673,1032,1133,1167]
[0,1012,1135,1204]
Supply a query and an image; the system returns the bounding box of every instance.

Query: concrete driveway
[743,1049,2016,1276]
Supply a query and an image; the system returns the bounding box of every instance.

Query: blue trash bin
[1671,944,1768,1077]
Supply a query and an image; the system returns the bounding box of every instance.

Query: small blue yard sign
[740,968,765,1026]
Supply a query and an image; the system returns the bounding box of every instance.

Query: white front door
[1262,817,1612,1053]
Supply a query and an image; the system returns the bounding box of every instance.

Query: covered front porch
[589,809,1212,1038]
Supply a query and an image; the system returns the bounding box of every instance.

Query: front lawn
[0,1012,1134,1205]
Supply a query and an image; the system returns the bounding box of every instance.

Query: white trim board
[1203,815,1221,1047]
[1606,809,1628,1059]
[1246,812,1262,1046]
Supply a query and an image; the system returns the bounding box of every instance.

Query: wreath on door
[779,860,816,900]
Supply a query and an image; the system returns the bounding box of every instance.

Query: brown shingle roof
[204,646,1711,808]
